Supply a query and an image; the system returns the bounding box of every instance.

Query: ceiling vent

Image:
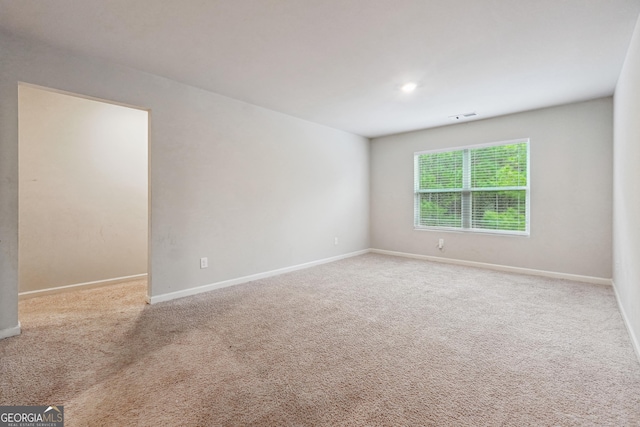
[449,112,478,120]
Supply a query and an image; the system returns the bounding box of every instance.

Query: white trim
[611,280,640,364]
[0,322,21,339]
[148,250,370,304]
[414,137,529,156]
[413,225,530,237]
[370,248,612,286]
[19,273,148,299]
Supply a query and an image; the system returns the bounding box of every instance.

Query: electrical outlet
[334,237,339,245]
[200,257,208,269]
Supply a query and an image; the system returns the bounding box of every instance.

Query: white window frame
[414,138,530,236]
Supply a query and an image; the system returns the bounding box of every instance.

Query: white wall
[0,33,370,337]
[18,85,148,293]
[613,15,640,355]
[371,98,613,279]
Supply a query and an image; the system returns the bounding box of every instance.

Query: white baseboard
[19,273,148,300]
[0,322,21,339]
[611,280,640,364]
[148,250,370,304]
[370,248,612,286]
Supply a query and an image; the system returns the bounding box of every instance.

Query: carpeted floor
[1,253,639,426]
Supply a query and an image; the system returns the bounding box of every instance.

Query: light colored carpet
[1,253,639,426]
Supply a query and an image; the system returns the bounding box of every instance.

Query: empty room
[1,1,639,426]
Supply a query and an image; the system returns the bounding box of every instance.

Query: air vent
[449,112,478,120]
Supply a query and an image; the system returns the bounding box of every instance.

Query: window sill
[413,226,530,237]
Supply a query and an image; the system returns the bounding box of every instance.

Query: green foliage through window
[414,141,529,234]
[419,193,461,228]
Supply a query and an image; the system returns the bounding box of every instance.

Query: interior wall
[370,98,613,279]
[0,32,370,337]
[613,15,640,354]
[18,85,148,293]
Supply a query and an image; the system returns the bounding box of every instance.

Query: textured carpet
[1,253,639,426]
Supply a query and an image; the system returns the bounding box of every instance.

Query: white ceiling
[1,0,639,138]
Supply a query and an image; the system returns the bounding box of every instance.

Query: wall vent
[449,112,478,120]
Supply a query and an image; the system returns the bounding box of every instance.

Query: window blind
[414,140,529,235]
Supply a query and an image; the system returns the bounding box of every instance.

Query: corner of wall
[612,281,640,364]
[612,12,640,366]
[0,322,21,340]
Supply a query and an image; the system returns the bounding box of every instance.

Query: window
[414,139,529,235]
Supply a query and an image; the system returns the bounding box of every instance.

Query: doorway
[18,84,150,301]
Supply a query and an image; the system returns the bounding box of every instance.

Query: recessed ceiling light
[400,82,418,93]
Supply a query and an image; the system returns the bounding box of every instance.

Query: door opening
[17,84,150,304]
